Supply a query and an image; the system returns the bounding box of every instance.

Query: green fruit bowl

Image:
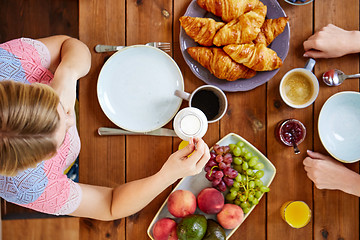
[147,133,276,239]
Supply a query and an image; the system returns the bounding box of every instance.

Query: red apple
[167,190,196,218]
[217,203,244,229]
[153,218,178,240]
[197,187,224,214]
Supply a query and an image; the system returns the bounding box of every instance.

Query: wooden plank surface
[313,0,359,239]
[267,2,314,240]
[78,0,126,239]
[1,0,360,239]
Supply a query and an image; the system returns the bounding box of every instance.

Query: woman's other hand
[303,150,360,196]
[160,138,210,183]
[303,24,360,58]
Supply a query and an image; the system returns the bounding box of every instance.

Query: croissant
[223,43,283,71]
[253,17,289,46]
[213,3,267,46]
[187,47,256,81]
[197,0,260,22]
[179,16,225,46]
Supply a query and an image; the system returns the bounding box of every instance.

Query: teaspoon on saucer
[322,69,360,86]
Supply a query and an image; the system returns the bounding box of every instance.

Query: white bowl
[318,91,360,163]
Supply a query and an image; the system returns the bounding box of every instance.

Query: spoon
[322,69,360,86]
[290,129,300,154]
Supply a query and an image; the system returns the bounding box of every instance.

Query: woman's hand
[303,24,360,58]
[303,150,360,196]
[160,138,210,183]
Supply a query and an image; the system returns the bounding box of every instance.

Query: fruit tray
[147,133,276,239]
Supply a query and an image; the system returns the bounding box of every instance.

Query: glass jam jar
[276,119,306,147]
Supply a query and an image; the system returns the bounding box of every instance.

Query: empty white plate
[97,45,184,132]
[318,91,360,163]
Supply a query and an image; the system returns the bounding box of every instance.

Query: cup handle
[175,90,191,101]
[304,58,316,71]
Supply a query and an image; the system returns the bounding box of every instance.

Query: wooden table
[78,0,359,239]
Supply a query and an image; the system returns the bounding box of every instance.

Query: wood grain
[3,217,79,240]
[267,2,314,239]
[78,0,126,239]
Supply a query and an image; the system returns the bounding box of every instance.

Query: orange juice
[280,201,311,228]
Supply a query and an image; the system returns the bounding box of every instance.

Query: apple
[217,203,244,229]
[153,218,178,240]
[197,187,224,214]
[167,190,196,218]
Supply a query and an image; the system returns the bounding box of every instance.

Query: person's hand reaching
[303,24,360,58]
[303,150,360,196]
[160,138,210,183]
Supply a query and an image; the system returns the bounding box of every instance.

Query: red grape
[215,155,223,163]
[212,178,221,187]
[217,180,227,192]
[223,176,234,187]
[214,170,224,179]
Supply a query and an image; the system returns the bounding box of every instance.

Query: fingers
[175,139,196,158]
[303,50,328,59]
[195,142,210,170]
[306,150,329,160]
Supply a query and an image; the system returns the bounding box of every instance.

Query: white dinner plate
[97,45,184,132]
[318,91,360,163]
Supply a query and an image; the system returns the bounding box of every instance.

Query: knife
[98,127,178,137]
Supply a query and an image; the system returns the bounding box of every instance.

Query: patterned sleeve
[0,38,53,84]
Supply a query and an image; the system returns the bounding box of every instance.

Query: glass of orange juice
[280,201,311,228]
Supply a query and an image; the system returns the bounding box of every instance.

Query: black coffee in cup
[191,89,220,121]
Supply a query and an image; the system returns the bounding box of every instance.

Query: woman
[0,35,210,220]
[302,24,360,197]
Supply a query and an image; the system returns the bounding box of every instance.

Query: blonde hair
[0,80,60,176]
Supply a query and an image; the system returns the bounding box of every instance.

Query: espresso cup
[280,58,319,109]
[175,85,228,123]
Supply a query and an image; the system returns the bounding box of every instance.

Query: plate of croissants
[179,0,290,92]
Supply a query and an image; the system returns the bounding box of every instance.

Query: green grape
[242,162,249,171]
[232,146,241,157]
[248,156,258,167]
[255,179,263,187]
[255,191,262,198]
[254,162,265,170]
[260,186,270,193]
[229,143,236,151]
[243,207,251,214]
[233,157,242,165]
[235,174,242,182]
[230,187,238,192]
[239,194,246,202]
[236,141,245,148]
[233,165,242,172]
[241,147,248,156]
[230,191,238,198]
[249,181,255,189]
[255,170,264,179]
[240,201,250,209]
[248,194,254,202]
[252,198,259,205]
[246,169,254,176]
[233,181,241,188]
[244,152,253,161]
[226,193,236,201]
[242,175,247,183]
[234,198,241,206]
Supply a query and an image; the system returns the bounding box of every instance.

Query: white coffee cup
[280,58,319,109]
[175,85,228,123]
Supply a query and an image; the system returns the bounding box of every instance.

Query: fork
[95,42,171,53]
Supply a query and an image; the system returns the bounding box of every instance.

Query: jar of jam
[276,119,306,147]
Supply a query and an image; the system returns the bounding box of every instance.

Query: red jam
[277,119,306,146]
